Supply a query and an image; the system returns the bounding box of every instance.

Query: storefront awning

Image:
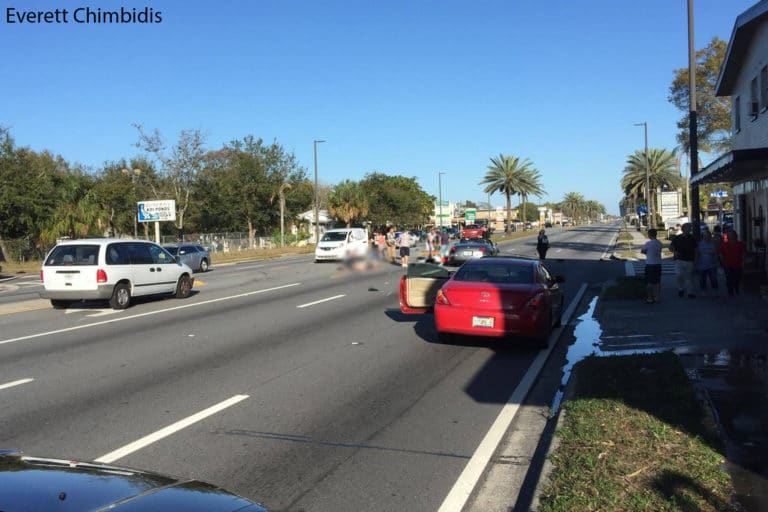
[691,148,768,185]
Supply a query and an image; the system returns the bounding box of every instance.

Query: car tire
[50,299,71,309]
[175,275,192,299]
[109,283,131,309]
[199,258,209,272]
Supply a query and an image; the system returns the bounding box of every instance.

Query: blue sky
[1,0,756,215]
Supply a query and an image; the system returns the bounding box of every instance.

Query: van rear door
[42,244,101,292]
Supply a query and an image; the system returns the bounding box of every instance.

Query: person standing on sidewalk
[641,228,663,303]
[426,227,436,261]
[719,229,746,296]
[670,222,697,298]
[696,230,719,297]
[397,230,412,268]
[536,229,550,260]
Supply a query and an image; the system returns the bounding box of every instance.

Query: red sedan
[399,257,565,346]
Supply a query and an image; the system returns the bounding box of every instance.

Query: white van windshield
[321,232,348,242]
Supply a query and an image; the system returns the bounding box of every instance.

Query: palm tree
[271,182,292,247]
[561,192,585,225]
[518,168,546,227]
[327,180,369,227]
[480,154,535,233]
[622,148,681,226]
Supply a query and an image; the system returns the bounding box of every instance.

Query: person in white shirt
[640,228,664,303]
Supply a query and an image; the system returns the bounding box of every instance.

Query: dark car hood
[0,451,266,512]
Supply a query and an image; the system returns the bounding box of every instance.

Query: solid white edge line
[94,394,249,464]
[0,378,34,391]
[437,282,588,512]
[296,294,346,309]
[0,283,302,346]
[601,230,620,260]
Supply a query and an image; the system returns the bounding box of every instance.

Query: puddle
[551,294,768,510]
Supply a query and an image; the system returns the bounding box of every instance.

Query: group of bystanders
[642,222,747,304]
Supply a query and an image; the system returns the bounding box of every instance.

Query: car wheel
[109,283,131,309]
[175,275,192,299]
[50,299,71,309]
[199,258,209,272]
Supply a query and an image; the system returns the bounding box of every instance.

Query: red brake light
[436,289,451,305]
[479,246,486,252]
[40,270,44,283]
[96,269,108,283]
[450,247,456,254]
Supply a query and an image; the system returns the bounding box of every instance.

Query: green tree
[135,125,207,235]
[480,154,535,233]
[518,168,546,227]
[359,173,434,228]
[621,148,681,224]
[327,179,369,227]
[561,192,585,224]
[669,37,731,155]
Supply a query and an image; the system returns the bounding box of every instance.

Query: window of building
[761,66,768,112]
[734,95,741,132]
[750,77,759,118]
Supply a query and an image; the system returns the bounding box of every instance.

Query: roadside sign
[464,208,476,223]
[709,190,729,198]
[138,200,176,222]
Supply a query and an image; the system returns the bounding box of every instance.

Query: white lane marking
[95,394,249,464]
[232,264,265,271]
[297,294,346,309]
[438,283,588,512]
[0,378,34,391]
[0,283,302,347]
[65,308,122,317]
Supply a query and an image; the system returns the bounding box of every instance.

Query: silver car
[164,244,211,272]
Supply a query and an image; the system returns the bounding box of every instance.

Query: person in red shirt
[718,229,747,296]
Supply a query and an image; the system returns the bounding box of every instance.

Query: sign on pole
[464,208,476,223]
[137,200,176,222]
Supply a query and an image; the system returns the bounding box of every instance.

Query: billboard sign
[464,208,476,223]
[138,200,176,222]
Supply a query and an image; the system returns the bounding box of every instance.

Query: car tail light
[39,270,44,283]
[525,292,544,309]
[436,289,451,305]
[479,246,486,252]
[96,269,108,283]
[450,247,456,254]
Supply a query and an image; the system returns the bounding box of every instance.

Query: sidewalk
[603,228,768,511]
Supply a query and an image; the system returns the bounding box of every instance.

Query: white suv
[40,238,195,309]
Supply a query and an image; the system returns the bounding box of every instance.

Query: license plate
[463,251,474,257]
[472,316,494,328]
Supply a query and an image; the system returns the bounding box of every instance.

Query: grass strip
[539,352,737,512]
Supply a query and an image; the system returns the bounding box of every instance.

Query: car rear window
[453,263,533,284]
[45,245,100,266]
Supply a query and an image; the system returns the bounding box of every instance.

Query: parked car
[446,238,499,265]
[399,256,565,346]
[446,227,460,239]
[0,449,267,511]
[163,244,211,272]
[40,238,194,310]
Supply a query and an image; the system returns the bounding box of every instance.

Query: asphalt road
[0,224,623,511]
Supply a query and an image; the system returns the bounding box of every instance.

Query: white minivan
[314,228,369,262]
[40,238,195,309]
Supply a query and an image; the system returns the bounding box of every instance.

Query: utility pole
[688,0,701,239]
[313,139,325,244]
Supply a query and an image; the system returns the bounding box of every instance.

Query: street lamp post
[634,122,652,228]
[123,168,141,238]
[313,139,325,244]
[438,172,446,228]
